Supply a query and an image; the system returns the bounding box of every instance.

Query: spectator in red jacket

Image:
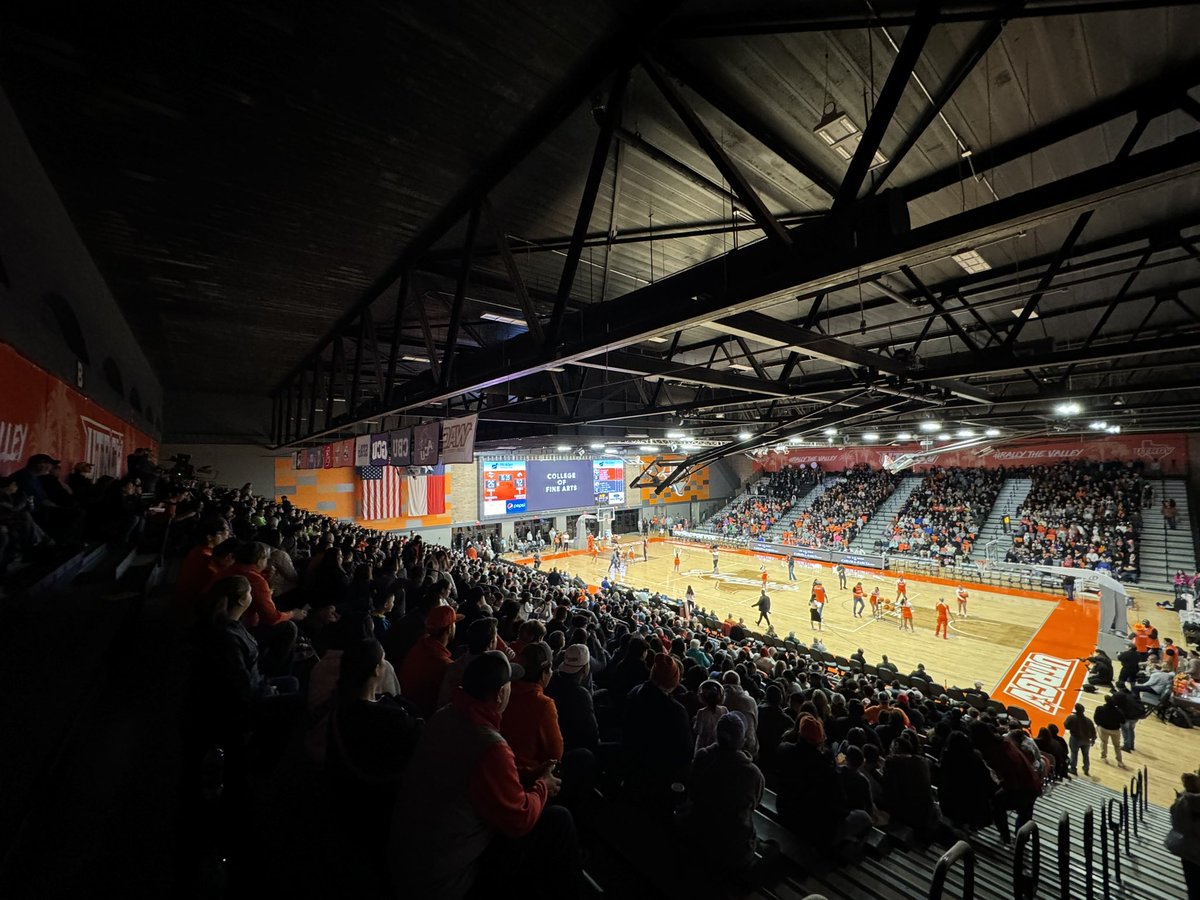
[174,516,229,624]
[500,641,563,778]
[390,650,579,900]
[226,541,307,676]
[398,604,462,718]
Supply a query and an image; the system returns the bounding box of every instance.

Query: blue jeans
[1120,719,1136,751]
[852,597,865,617]
[1068,736,1090,774]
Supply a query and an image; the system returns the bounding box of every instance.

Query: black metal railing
[1057,813,1071,900]
[1013,820,1041,900]
[1084,806,1095,900]
[929,840,976,900]
[1102,797,1125,898]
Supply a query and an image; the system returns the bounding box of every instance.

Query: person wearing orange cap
[399,603,464,718]
[935,597,950,640]
[955,585,969,618]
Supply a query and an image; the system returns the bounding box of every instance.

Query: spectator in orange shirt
[227,541,308,675]
[175,516,230,623]
[500,641,563,778]
[399,604,463,718]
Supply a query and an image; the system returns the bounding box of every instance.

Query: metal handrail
[1100,803,1109,900]
[1013,820,1041,900]
[1083,806,1095,900]
[1105,797,1125,895]
[1057,813,1071,900]
[1121,787,1131,855]
[929,840,976,900]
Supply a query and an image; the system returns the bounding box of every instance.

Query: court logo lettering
[1005,652,1077,714]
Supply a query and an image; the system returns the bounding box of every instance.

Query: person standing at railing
[1093,694,1128,770]
[1063,703,1097,776]
[1166,770,1200,899]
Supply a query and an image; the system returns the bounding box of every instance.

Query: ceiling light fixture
[589,442,604,450]
[788,437,802,444]
[956,428,976,438]
[1011,306,1039,320]
[480,311,526,326]
[951,248,992,274]
[813,106,887,168]
[401,355,429,363]
[822,427,838,436]
[728,363,754,372]
[667,430,685,439]
[937,432,952,440]
[645,336,669,344]
[1106,425,1122,434]
[1088,421,1108,431]
[738,430,753,441]
[546,366,565,372]
[555,445,571,452]
[984,427,1001,437]
[919,421,941,433]
[1055,401,1082,416]
[862,432,879,442]
[896,432,913,441]
[639,445,657,452]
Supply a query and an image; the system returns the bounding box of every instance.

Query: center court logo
[1005,653,1078,714]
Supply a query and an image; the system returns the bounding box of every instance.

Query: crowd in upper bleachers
[781,464,898,550]
[883,466,1004,564]
[1003,461,1145,582]
[706,466,818,539]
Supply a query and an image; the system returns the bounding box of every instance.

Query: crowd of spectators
[781,464,898,550]
[1003,461,1145,582]
[883,466,1004,563]
[162,467,1140,897]
[705,466,818,539]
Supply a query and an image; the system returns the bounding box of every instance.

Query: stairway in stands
[1139,477,1197,591]
[974,476,1033,562]
[762,476,843,542]
[798,770,1176,900]
[847,474,924,552]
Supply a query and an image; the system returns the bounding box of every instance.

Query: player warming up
[673,549,681,574]
[852,582,865,618]
[935,597,950,640]
[956,585,969,617]
[869,586,882,619]
[895,576,908,604]
[898,597,914,632]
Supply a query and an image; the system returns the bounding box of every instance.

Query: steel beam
[441,203,480,388]
[549,69,629,344]
[642,54,793,248]
[899,266,980,352]
[384,275,408,405]
[867,4,1020,195]
[279,130,1200,444]
[572,351,794,397]
[653,48,838,197]
[835,0,938,208]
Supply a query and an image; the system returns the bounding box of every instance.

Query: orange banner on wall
[0,343,156,478]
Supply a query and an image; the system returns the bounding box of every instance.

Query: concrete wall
[163,390,273,444]
[0,86,160,438]
[160,442,283,493]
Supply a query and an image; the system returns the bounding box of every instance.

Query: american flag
[358,465,403,520]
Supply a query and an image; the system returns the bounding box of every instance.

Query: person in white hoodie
[1166,770,1200,897]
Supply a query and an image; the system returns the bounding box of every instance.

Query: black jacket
[622,682,693,801]
[547,672,600,752]
[1117,647,1140,676]
[1093,702,1126,730]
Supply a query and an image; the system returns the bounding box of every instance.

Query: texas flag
[405,464,446,517]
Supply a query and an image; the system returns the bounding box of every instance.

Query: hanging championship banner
[354,435,371,467]
[441,414,477,464]
[333,438,355,468]
[412,422,441,466]
[389,428,412,466]
[322,443,334,468]
[369,433,390,465]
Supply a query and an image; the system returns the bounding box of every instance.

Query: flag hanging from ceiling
[359,465,404,520]
[405,464,446,517]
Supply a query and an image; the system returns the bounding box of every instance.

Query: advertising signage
[592,459,625,506]
[527,460,593,511]
[481,460,527,517]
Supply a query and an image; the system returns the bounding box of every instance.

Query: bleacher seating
[881,466,1004,563]
[780,464,897,550]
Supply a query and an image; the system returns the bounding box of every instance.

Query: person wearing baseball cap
[391,650,581,899]
[622,653,692,809]
[500,642,563,776]
[546,644,599,753]
[398,603,464,719]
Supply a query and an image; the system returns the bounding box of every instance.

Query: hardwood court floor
[540,540,1200,808]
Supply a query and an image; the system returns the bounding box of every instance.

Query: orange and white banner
[0,343,156,478]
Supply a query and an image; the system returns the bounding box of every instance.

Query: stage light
[862,432,879,441]
[956,428,975,438]
[738,430,752,441]
[823,427,838,436]
[1055,401,1082,416]
[984,427,1001,437]
[919,421,940,432]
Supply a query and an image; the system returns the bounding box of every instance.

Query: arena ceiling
[2,1,1200,466]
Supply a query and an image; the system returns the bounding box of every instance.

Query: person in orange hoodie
[399,604,463,718]
[175,516,230,623]
[935,597,950,640]
[226,541,308,675]
[500,641,563,779]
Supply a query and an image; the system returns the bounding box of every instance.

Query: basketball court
[524,537,1200,807]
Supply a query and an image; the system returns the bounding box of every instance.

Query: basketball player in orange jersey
[813,579,827,615]
[955,585,969,617]
[895,576,908,603]
[869,586,882,619]
[760,564,769,589]
[673,549,681,574]
[587,531,596,558]
[935,597,950,640]
[899,596,914,632]
[852,582,865,618]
